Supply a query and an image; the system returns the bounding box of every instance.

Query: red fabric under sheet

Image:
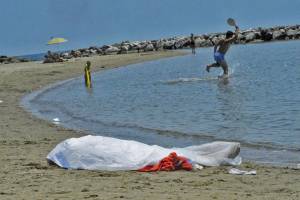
[138,152,193,172]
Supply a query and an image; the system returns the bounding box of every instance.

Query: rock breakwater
[0,56,30,65]
[57,24,299,61]
[1,24,299,64]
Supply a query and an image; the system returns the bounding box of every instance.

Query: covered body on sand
[47,135,241,171]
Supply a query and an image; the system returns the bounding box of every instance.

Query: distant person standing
[190,33,196,54]
[84,61,92,88]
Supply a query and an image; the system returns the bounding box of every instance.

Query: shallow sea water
[24,41,300,166]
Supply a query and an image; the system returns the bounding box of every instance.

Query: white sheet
[47,135,241,170]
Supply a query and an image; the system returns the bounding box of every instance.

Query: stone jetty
[1,24,299,64]
[57,24,299,61]
[0,56,30,64]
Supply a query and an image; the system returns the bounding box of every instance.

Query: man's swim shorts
[214,51,225,63]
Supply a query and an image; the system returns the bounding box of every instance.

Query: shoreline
[22,42,300,168]
[1,50,300,199]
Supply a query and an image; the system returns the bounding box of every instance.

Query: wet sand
[1,51,300,200]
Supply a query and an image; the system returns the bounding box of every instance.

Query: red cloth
[138,152,193,172]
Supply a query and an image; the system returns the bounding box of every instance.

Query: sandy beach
[1,51,300,200]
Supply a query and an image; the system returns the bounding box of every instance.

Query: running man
[206,25,239,78]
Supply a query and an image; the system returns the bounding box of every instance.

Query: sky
[1,0,299,56]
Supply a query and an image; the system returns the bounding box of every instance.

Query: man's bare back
[217,39,232,54]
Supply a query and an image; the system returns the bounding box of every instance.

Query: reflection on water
[25,41,300,165]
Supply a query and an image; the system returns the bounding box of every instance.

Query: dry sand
[0,51,300,200]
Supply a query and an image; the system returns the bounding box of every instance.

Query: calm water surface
[24,41,300,166]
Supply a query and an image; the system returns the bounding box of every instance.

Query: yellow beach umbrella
[47,37,68,45]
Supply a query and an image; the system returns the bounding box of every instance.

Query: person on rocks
[206,26,240,78]
[43,51,64,63]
